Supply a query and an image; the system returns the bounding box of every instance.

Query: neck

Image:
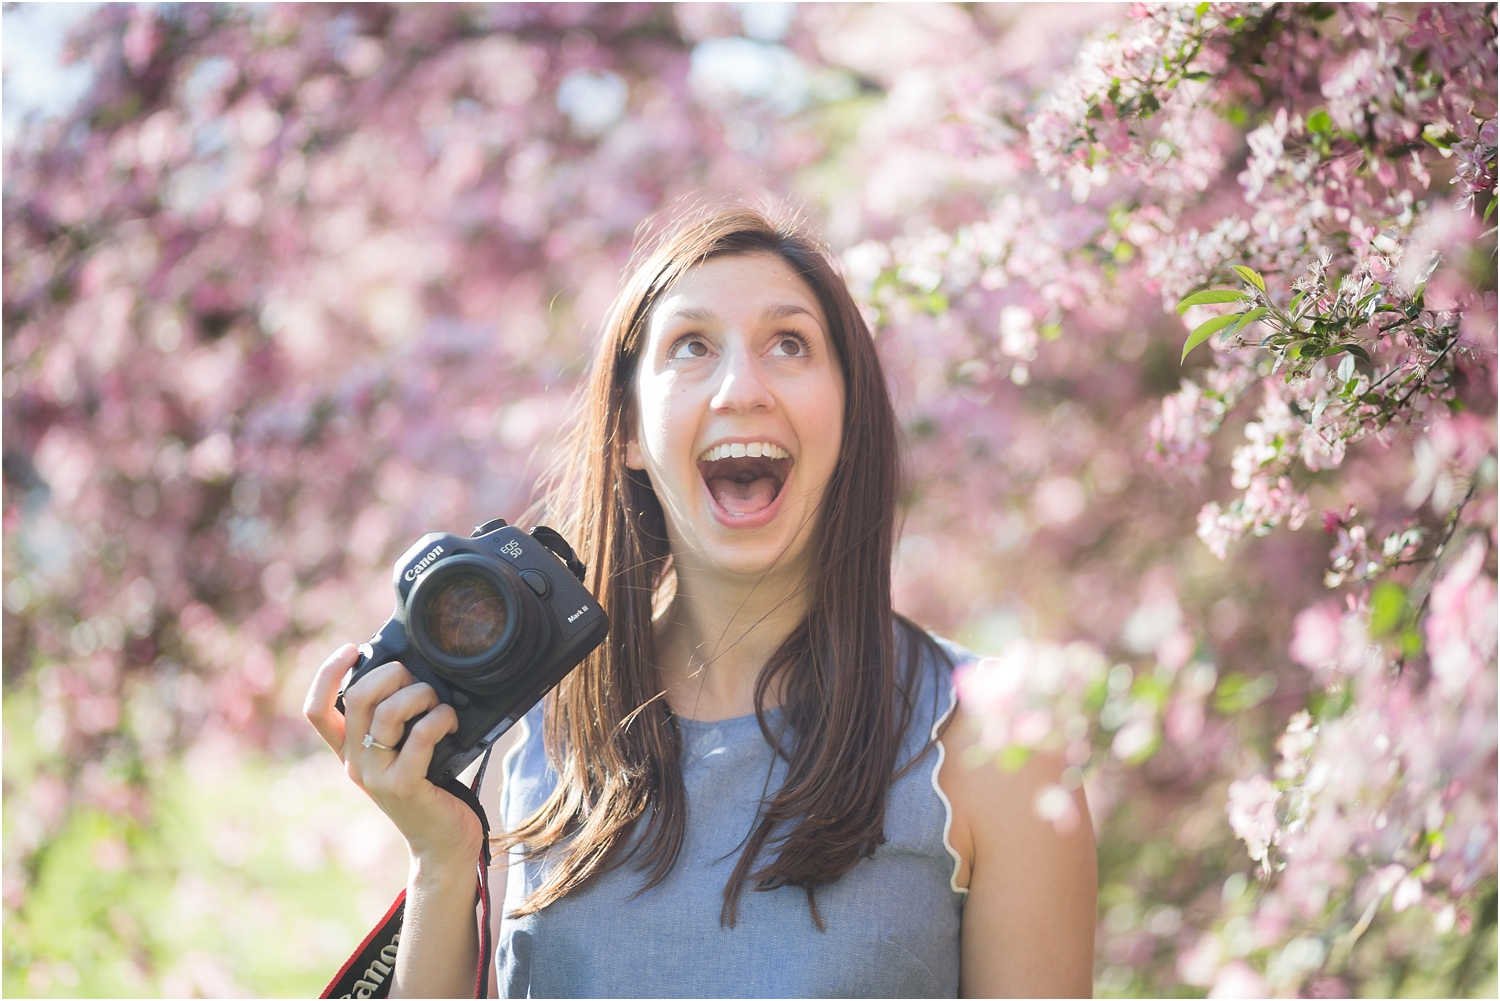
[654,556,810,722]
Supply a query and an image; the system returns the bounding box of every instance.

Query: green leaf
[1309,683,1353,722]
[916,291,949,315]
[1182,312,1242,361]
[1119,729,1160,766]
[1182,70,1212,82]
[1133,675,1169,708]
[1307,108,1333,134]
[1485,194,1497,223]
[1176,289,1246,313]
[1369,581,1408,637]
[1229,306,1268,334]
[1230,265,1266,292]
[1422,122,1454,149]
[1341,343,1371,362]
[1213,672,1277,713]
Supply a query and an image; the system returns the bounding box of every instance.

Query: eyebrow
[657,303,821,326]
[660,306,717,324]
[761,303,820,325]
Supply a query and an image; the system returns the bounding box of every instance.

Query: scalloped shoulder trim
[929,670,969,896]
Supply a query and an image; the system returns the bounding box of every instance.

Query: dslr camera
[341,518,609,786]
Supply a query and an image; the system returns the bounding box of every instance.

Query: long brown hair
[498,205,944,927]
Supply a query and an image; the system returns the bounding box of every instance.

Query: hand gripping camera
[340,518,609,786]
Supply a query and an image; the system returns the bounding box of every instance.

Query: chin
[694,534,813,581]
[682,495,819,581]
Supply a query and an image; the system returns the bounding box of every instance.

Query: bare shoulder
[935,697,1090,887]
[937,694,1097,997]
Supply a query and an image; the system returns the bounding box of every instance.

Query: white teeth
[699,442,789,462]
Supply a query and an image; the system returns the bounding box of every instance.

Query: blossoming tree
[3,3,1493,996]
[850,4,1495,994]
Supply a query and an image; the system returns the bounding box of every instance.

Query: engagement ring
[361,733,397,752]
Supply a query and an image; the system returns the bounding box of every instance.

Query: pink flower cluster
[1148,365,1254,471]
[1224,555,1496,952]
[954,640,1105,754]
[1027,4,1244,201]
[953,640,1108,834]
[1425,540,1499,700]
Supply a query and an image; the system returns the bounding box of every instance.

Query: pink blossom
[1164,694,1205,746]
[1227,774,1281,866]
[1035,784,1081,834]
[1391,873,1424,912]
[1406,412,1496,511]
[1425,540,1499,697]
[1208,961,1269,999]
[1290,603,1341,669]
[953,656,1026,721]
[1197,502,1237,559]
[1148,379,1222,468]
[1177,932,1223,987]
[953,641,1107,754]
[1242,475,1309,531]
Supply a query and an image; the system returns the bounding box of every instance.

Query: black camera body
[341,518,609,786]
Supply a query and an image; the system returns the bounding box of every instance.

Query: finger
[340,660,417,754]
[389,702,460,786]
[304,644,359,754]
[367,682,441,746]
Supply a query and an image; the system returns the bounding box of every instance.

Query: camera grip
[336,648,434,755]
[335,616,410,717]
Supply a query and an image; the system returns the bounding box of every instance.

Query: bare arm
[398,857,481,999]
[305,644,486,999]
[940,706,1098,998]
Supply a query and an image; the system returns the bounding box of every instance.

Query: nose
[709,341,774,415]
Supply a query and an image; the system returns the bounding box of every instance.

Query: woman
[306,207,1097,998]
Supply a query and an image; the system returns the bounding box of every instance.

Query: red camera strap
[321,752,495,999]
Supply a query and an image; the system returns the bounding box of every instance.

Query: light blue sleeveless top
[495,637,972,998]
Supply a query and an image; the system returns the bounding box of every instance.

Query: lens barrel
[405,553,546,692]
[423,571,508,657]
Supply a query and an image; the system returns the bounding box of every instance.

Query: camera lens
[421,571,508,659]
[405,552,548,693]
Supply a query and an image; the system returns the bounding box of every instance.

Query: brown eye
[669,337,710,360]
[777,336,804,356]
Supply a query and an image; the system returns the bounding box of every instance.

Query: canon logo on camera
[402,545,445,582]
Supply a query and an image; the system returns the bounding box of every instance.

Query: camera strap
[321,748,495,1000]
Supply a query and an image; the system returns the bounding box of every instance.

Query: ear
[625,435,646,471]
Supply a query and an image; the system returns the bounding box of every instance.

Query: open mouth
[697,442,792,519]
